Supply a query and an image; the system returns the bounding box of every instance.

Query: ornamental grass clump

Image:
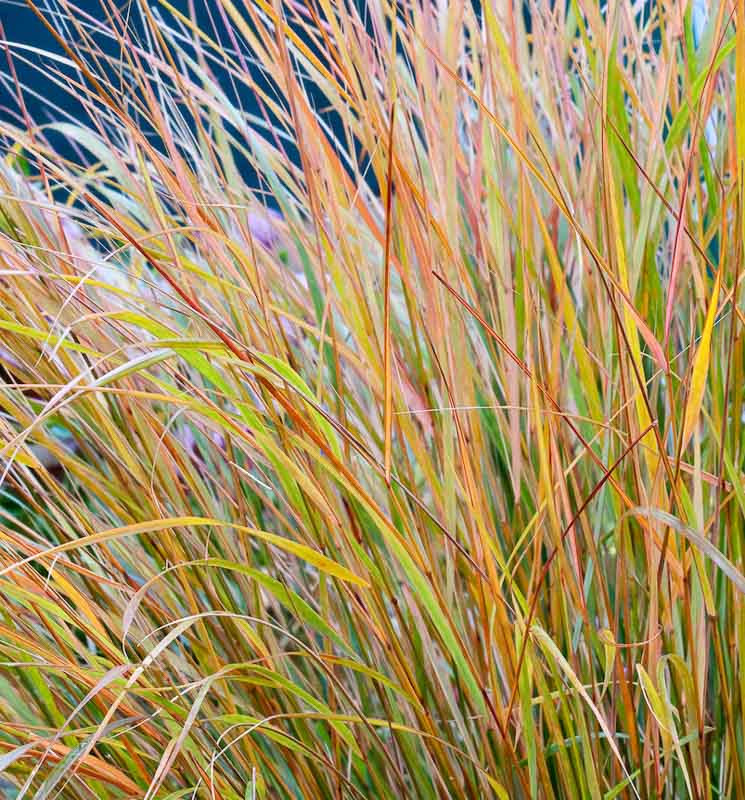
[0,0,742,797]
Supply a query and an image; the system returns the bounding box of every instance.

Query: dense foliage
[0,0,742,797]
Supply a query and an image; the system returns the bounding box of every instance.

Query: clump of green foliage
[0,0,742,797]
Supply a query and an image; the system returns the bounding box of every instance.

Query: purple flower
[247,208,282,249]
